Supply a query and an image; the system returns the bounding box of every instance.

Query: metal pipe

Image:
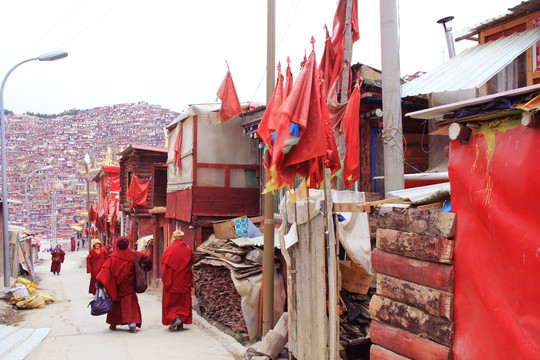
[437,16,456,59]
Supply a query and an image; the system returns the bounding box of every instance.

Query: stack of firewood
[194,236,264,334]
[369,205,457,359]
[339,289,372,345]
[194,263,248,333]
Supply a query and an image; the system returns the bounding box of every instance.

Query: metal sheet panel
[401,28,540,98]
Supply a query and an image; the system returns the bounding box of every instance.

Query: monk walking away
[96,236,152,333]
[50,244,65,275]
[161,230,194,331]
[86,239,109,295]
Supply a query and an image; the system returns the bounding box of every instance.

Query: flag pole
[262,0,276,336]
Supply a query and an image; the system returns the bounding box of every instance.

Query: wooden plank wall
[369,206,457,359]
[288,204,328,360]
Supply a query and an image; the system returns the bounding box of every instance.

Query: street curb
[192,312,246,360]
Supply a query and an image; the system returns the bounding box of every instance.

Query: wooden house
[90,165,120,247]
[164,103,261,250]
[119,144,168,283]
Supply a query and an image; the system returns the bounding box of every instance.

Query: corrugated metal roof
[455,0,540,41]
[401,27,540,98]
[406,83,540,120]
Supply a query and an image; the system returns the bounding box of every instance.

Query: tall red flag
[284,57,294,100]
[331,0,359,55]
[342,81,361,188]
[216,69,242,123]
[270,46,327,189]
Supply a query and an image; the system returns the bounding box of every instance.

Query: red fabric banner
[216,70,242,123]
[342,83,361,188]
[331,0,359,55]
[126,175,151,210]
[449,124,540,359]
[318,26,336,99]
[173,122,183,176]
[270,48,328,188]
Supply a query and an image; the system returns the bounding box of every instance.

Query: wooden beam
[371,249,454,292]
[333,197,404,213]
[377,206,456,238]
[377,274,453,320]
[324,168,340,360]
[521,111,540,128]
[370,321,452,360]
[370,345,411,360]
[448,122,471,142]
[369,295,454,347]
[376,228,454,264]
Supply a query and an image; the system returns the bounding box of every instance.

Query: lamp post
[84,153,91,252]
[2,50,68,287]
[25,165,53,230]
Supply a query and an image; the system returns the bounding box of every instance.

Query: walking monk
[96,236,152,333]
[161,230,194,331]
[50,244,65,275]
[86,239,109,295]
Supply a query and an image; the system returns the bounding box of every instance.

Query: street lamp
[84,153,91,252]
[25,165,53,231]
[2,50,68,287]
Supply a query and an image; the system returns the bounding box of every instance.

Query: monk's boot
[169,317,182,331]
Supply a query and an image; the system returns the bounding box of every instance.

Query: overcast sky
[0,0,524,115]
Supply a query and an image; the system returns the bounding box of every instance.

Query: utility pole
[262,0,276,337]
[380,0,404,196]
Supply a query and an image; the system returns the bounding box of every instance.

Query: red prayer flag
[126,175,151,210]
[269,46,327,189]
[284,57,294,100]
[216,69,242,123]
[257,63,284,147]
[318,26,336,98]
[331,0,359,55]
[342,82,361,188]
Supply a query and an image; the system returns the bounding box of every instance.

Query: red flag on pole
[331,0,359,55]
[269,41,327,189]
[342,80,362,188]
[216,67,242,123]
[284,57,294,100]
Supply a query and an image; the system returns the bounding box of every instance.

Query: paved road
[11,250,245,360]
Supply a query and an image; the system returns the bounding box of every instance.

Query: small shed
[165,104,260,249]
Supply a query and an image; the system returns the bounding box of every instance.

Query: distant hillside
[4,102,180,240]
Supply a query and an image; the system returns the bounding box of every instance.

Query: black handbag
[88,288,113,316]
[132,250,148,293]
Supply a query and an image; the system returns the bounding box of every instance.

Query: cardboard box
[339,260,373,294]
[212,219,237,239]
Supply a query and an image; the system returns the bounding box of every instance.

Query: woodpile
[194,264,247,333]
[339,289,372,346]
[369,206,457,359]
[194,236,265,335]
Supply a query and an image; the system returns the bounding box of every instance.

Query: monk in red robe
[96,236,152,333]
[50,244,65,275]
[161,230,194,331]
[86,239,109,295]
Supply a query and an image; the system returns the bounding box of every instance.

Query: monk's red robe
[96,249,152,328]
[86,248,109,295]
[50,248,65,274]
[161,240,194,325]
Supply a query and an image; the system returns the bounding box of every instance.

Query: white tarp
[280,189,372,274]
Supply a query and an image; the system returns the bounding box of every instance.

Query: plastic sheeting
[449,123,540,359]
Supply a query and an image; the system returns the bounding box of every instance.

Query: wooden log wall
[369,206,456,359]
